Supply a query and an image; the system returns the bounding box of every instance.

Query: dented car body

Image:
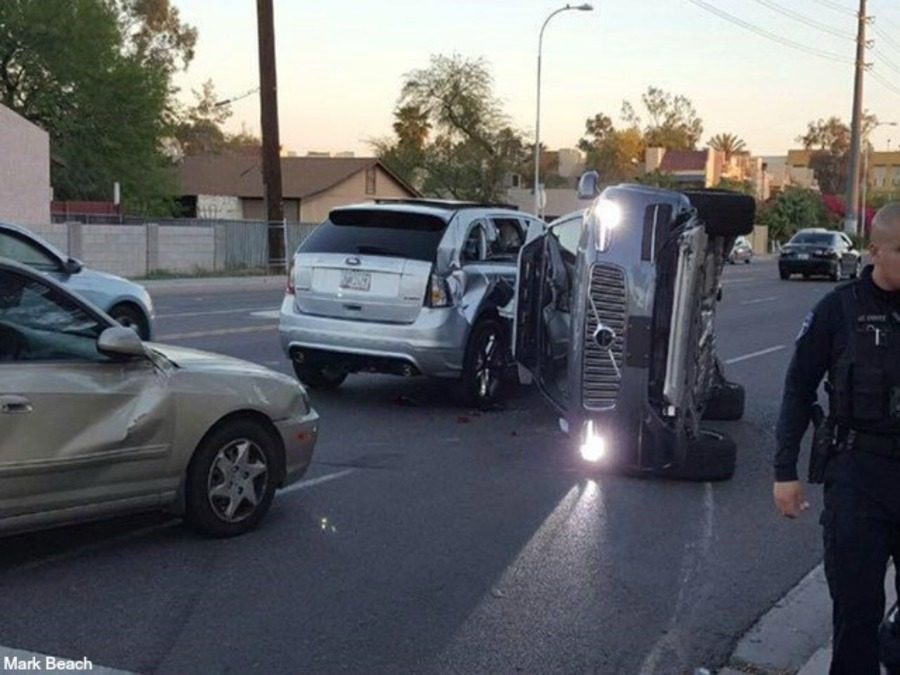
[280,200,544,405]
[0,259,318,536]
[515,183,755,480]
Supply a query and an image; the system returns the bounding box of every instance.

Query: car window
[552,217,583,258]
[299,209,448,262]
[790,232,834,246]
[490,218,524,256]
[0,231,59,272]
[462,222,487,264]
[0,269,107,362]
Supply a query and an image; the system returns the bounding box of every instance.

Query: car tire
[672,429,737,482]
[292,362,347,390]
[744,257,751,264]
[702,381,745,421]
[851,259,862,279]
[779,269,790,280]
[460,318,508,409]
[830,262,841,282]
[108,303,150,340]
[184,419,278,537]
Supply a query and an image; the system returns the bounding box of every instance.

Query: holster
[808,403,836,484]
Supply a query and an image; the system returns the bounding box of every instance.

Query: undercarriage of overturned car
[515,180,755,481]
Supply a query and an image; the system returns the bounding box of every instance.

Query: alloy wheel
[206,439,269,523]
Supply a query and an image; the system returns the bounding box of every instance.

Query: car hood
[146,343,281,376]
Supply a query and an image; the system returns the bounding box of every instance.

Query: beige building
[0,104,51,225]
[177,155,418,222]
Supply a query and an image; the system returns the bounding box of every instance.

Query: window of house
[365,167,377,195]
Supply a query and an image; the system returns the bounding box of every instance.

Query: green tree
[0,0,196,214]
[382,54,527,202]
[798,114,878,196]
[759,188,828,242]
[639,169,679,190]
[717,177,756,195]
[622,86,703,151]
[578,114,644,186]
[709,133,747,161]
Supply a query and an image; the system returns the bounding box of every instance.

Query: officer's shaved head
[868,201,900,291]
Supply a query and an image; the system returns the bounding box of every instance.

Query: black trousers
[823,467,900,674]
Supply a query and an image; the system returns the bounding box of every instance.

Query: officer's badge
[796,312,814,341]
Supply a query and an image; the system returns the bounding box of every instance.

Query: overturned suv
[280,200,544,406]
[515,179,754,480]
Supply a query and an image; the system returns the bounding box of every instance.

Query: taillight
[286,257,295,295]
[425,273,452,308]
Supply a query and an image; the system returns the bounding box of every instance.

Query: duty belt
[849,431,900,457]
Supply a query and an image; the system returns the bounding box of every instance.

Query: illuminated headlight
[593,198,622,252]
[579,420,607,463]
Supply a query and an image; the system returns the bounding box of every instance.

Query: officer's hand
[773,481,810,519]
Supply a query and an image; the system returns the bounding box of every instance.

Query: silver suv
[515,180,755,480]
[279,199,545,406]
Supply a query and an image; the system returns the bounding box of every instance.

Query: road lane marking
[739,296,778,305]
[156,306,277,319]
[724,345,786,364]
[281,469,356,495]
[251,310,281,319]
[157,325,277,340]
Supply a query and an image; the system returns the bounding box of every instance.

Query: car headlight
[592,198,622,252]
[579,420,607,463]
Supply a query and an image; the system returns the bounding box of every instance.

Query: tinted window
[299,209,448,262]
[790,232,836,246]
[0,231,59,272]
[0,270,106,362]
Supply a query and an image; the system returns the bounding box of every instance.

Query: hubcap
[207,439,269,523]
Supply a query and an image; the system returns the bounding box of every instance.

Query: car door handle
[0,395,33,414]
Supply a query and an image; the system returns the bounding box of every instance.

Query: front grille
[583,264,627,410]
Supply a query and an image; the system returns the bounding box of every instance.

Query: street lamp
[534,3,594,217]
[860,120,898,234]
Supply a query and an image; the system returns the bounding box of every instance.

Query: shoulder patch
[796,312,814,341]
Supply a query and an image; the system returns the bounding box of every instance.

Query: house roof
[177,154,418,200]
[659,150,708,173]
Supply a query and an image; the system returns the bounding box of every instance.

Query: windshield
[789,232,836,246]
[298,209,449,262]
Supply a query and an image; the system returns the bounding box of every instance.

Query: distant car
[0,221,154,338]
[280,199,545,407]
[778,228,862,281]
[727,235,753,264]
[0,257,318,537]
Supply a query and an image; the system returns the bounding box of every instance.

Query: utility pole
[844,0,867,236]
[256,0,285,271]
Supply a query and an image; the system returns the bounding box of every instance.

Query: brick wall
[80,225,147,278]
[156,226,215,273]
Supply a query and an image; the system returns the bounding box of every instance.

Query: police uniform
[776,264,900,674]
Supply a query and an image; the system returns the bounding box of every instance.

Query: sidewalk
[140,274,285,294]
[719,564,896,674]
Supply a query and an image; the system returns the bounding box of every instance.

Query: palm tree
[709,133,747,161]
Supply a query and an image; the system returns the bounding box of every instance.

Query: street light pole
[534,3,593,218]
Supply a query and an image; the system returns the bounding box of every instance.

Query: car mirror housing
[64,258,83,275]
[97,326,146,358]
[577,171,601,200]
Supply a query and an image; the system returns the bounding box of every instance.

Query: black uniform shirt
[775,265,900,482]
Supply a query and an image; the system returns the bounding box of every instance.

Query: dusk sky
[172,0,900,158]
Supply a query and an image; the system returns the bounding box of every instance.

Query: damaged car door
[0,267,174,526]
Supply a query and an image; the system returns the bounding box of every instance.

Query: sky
[171,0,900,159]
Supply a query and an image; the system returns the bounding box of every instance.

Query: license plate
[340,270,371,291]
[797,254,809,260]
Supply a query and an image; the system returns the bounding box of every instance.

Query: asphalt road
[0,258,840,674]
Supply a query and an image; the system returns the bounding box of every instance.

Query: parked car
[0,257,318,537]
[515,180,755,481]
[0,221,154,338]
[727,235,753,264]
[778,228,862,281]
[279,199,545,407]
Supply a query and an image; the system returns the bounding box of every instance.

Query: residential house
[645,147,724,188]
[177,155,419,222]
[0,103,51,225]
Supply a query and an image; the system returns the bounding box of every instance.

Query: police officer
[774,201,900,674]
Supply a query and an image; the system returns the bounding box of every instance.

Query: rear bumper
[779,258,837,275]
[275,407,319,486]
[278,296,468,378]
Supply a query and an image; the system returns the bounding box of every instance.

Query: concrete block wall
[26,223,69,254]
[80,225,147,278]
[156,226,215,273]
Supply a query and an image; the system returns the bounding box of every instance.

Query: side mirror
[64,258,83,275]
[577,170,601,200]
[97,326,146,358]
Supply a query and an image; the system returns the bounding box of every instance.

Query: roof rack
[373,198,519,211]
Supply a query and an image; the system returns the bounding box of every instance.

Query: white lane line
[0,646,132,674]
[156,306,277,319]
[250,310,281,319]
[724,345,786,365]
[281,469,356,495]
[739,296,778,305]
[157,324,277,341]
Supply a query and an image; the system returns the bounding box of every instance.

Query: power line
[749,0,854,40]
[873,25,900,54]
[870,69,900,97]
[873,48,900,76]
[808,0,857,16]
[685,0,853,63]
